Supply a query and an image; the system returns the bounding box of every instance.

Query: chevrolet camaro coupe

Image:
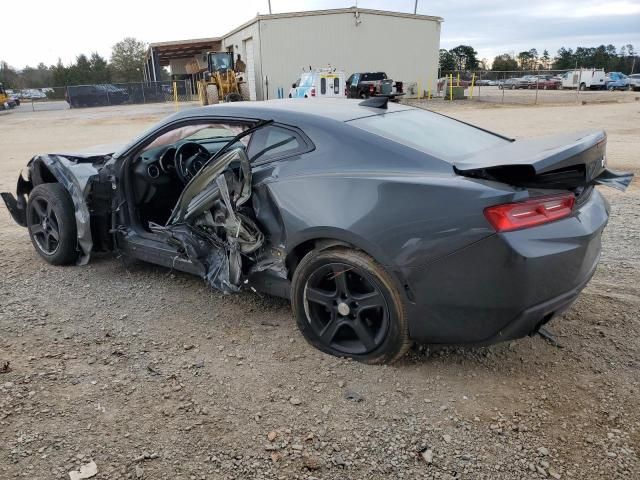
[1,98,632,363]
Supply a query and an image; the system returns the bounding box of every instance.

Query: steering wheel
[174,142,211,183]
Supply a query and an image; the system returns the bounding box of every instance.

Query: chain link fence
[13,80,196,112]
[410,69,639,106]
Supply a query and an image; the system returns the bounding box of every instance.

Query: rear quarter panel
[251,121,517,279]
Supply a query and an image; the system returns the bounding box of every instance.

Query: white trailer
[561,69,606,90]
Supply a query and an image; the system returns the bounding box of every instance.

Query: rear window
[362,72,387,81]
[348,109,508,160]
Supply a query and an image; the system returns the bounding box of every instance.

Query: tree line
[440,44,638,73]
[0,38,160,89]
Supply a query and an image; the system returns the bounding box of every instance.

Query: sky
[1,0,639,68]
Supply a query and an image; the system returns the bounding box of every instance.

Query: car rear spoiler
[359,93,405,109]
[454,129,633,191]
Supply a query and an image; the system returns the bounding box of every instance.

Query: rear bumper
[405,188,609,344]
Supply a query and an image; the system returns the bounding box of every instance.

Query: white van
[560,69,606,90]
[289,68,346,98]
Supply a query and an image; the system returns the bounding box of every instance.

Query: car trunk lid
[454,129,633,191]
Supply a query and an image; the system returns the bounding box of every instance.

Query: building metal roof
[223,7,443,38]
[146,37,221,65]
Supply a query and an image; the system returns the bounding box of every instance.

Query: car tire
[206,85,219,104]
[510,84,515,90]
[291,247,411,364]
[579,83,586,91]
[240,83,250,101]
[26,183,78,266]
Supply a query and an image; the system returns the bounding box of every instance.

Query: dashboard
[134,137,245,186]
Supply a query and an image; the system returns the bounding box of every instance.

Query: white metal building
[145,7,443,100]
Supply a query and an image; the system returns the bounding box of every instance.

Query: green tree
[517,50,538,70]
[110,37,147,82]
[19,63,53,88]
[553,47,575,69]
[72,54,93,84]
[541,50,551,69]
[492,53,518,71]
[0,61,21,88]
[449,45,479,71]
[439,49,456,73]
[89,52,111,83]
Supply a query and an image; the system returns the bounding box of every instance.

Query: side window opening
[320,77,327,95]
[247,125,307,163]
[334,78,339,94]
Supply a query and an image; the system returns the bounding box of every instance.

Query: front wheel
[291,248,411,364]
[26,183,78,265]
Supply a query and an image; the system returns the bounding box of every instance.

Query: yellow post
[457,72,460,87]
[173,81,178,111]
[449,73,453,101]
[469,73,476,100]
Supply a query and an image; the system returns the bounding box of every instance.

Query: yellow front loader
[198,52,250,105]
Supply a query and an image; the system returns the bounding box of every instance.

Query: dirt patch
[0,101,638,479]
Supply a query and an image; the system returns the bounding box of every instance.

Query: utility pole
[414,0,418,14]
[268,0,272,14]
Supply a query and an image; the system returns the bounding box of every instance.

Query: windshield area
[348,109,509,161]
[299,74,313,87]
[143,123,247,152]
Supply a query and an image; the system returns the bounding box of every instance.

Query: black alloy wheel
[29,196,60,255]
[292,248,410,364]
[26,183,78,265]
[304,262,389,355]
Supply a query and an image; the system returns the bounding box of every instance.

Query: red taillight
[311,87,316,97]
[483,194,575,232]
[369,84,375,92]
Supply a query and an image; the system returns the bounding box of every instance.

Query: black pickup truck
[346,72,401,98]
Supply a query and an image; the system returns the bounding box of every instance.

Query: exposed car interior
[131,123,248,228]
[130,122,306,229]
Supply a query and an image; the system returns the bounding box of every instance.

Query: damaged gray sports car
[1,98,633,363]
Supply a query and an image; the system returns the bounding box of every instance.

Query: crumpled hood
[51,143,124,159]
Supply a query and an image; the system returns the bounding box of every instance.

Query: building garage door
[244,38,257,101]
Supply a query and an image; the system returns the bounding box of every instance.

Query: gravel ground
[0,100,638,480]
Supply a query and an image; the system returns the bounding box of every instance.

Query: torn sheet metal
[593,168,634,191]
[153,148,266,293]
[33,155,101,265]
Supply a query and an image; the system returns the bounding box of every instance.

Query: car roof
[169,98,414,124]
[114,99,415,159]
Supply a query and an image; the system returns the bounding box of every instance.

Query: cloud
[1,0,638,69]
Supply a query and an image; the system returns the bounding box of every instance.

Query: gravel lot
[0,100,638,480]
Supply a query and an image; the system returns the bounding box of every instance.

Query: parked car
[21,89,47,100]
[498,78,522,89]
[476,79,497,86]
[527,76,561,90]
[1,99,632,363]
[66,84,130,108]
[605,72,630,91]
[346,72,399,98]
[289,68,346,99]
[629,74,640,91]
